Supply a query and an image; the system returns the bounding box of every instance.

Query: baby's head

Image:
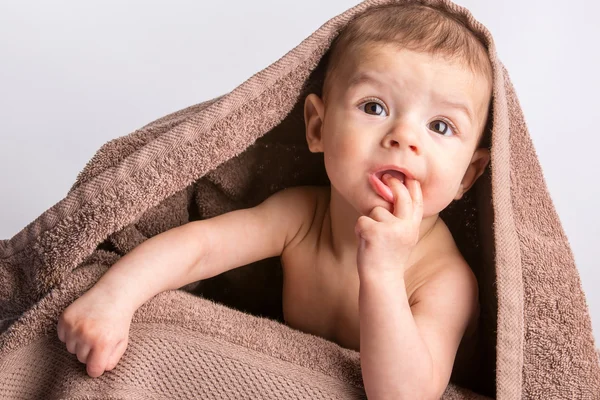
[304,3,493,218]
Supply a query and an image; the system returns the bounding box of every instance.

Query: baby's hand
[355,173,423,277]
[57,287,133,377]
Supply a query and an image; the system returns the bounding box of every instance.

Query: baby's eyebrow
[348,72,474,125]
[437,99,474,125]
[347,72,383,89]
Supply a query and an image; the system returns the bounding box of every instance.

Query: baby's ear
[304,93,325,153]
[454,148,490,200]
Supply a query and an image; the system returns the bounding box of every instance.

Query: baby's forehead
[341,46,490,106]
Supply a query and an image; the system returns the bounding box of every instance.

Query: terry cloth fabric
[1,0,599,398]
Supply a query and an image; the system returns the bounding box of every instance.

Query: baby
[58,4,493,399]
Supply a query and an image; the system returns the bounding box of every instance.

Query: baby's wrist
[87,280,138,315]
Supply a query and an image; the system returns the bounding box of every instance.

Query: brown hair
[321,3,493,147]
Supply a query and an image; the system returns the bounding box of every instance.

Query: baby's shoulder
[408,219,478,311]
[410,218,461,270]
[270,185,329,215]
[416,218,467,269]
[268,185,329,248]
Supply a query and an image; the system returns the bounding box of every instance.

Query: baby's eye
[360,101,388,117]
[429,119,455,136]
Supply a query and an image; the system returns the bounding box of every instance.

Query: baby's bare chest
[280,242,423,351]
[280,247,362,350]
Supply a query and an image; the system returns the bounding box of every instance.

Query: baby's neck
[324,186,439,267]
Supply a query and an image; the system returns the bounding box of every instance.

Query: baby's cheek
[326,139,365,174]
[332,134,361,157]
[420,177,460,216]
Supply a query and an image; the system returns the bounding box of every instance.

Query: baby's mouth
[369,170,406,203]
[375,169,406,184]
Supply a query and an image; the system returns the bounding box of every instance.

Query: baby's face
[306,44,491,217]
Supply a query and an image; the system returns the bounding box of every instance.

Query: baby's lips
[369,173,395,203]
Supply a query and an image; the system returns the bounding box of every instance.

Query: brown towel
[1,0,598,398]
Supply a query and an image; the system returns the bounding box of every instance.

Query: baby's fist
[57,289,132,377]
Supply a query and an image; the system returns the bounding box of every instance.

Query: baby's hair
[322,3,493,148]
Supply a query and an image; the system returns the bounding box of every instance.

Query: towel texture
[1,0,599,398]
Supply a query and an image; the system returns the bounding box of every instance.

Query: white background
[1,0,598,342]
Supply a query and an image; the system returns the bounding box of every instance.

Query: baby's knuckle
[92,335,111,349]
[372,206,384,216]
[81,335,105,351]
[375,207,390,219]
[356,217,369,230]
[80,322,107,339]
[58,312,75,330]
[357,215,369,224]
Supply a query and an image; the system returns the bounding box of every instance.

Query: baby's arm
[57,186,314,378]
[359,257,478,400]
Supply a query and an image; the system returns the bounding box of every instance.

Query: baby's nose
[385,120,421,149]
[385,131,420,154]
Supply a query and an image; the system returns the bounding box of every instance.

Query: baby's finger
[57,320,66,343]
[355,215,376,239]
[383,174,412,220]
[66,338,77,354]
[369,205,392,222]
[86,345,111,378]
[406,179,423,221]
[106,339,127,371]
[77,343,91,364]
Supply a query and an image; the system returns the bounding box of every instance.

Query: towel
[1,0,599,398]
